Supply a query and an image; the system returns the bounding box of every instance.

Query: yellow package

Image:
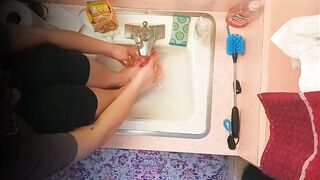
[86,0,118,33]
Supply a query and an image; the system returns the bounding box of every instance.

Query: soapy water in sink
[97,46,195,121]
[130,46,195,120]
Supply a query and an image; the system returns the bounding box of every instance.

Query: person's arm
[71,78,139,161]
[70,55,161,162]
[6,23,138,65]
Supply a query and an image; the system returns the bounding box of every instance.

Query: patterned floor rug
[48,148,231,180]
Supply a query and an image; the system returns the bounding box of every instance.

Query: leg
[9,43,139,94]
[88,86,123,118]
[15,84,121,134]
[89,56,163,118]
[86,56,140,89]
[9,44,90,95]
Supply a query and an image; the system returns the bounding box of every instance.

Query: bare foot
[119,64,140,86]
[119,50,159,87]
[132,54,163,94]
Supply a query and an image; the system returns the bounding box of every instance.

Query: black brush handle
[233,80,242,94]
[231,106,240,138]
[232,53,238,63]
[227,135,236,150]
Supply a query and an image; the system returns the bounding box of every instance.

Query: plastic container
[225,0,264,28]
[194,16,211,45]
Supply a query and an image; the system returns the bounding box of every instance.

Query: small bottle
[225,0,264,28]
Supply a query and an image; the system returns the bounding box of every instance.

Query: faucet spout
[125,21,165,56]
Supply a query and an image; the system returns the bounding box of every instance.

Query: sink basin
[87,9,216,138]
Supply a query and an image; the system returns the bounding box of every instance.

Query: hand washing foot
[132,54,163,94]
[119,64,140,87]
[119,50,160,88]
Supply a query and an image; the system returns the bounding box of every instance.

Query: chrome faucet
[125,21,165,56]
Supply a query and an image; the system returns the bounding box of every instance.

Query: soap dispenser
[225,0,264,28]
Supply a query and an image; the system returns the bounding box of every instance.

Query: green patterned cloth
[169,15,191,47]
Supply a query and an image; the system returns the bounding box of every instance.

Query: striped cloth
[258,92,319,180]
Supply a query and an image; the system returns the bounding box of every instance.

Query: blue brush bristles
[226,34,245,55]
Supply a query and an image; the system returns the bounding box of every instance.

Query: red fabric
[304,92,320,179]
[258,92,320,180]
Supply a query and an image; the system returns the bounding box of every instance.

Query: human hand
[109,45,139,66]
[132,52,162,94]
[136,49,158,67]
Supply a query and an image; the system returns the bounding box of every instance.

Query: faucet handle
[138,21,152,41]
[125,21,165,56]
[142,21,148,27]
[153,24,165,40]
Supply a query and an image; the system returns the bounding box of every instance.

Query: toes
[151,50,158,57]
[138,57,149,67]
[148,57,156,67]
[155,62,162,71]
[153,60,158,69]
[154,65,163,82]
